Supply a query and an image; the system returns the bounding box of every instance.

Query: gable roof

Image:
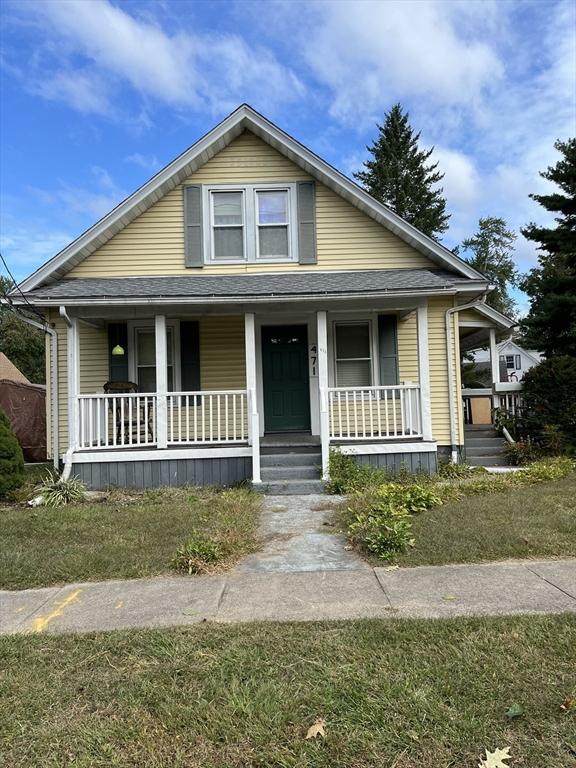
[18,104,487,293]
[0,352,30,384]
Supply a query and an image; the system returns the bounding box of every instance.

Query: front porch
[63,301,435,487]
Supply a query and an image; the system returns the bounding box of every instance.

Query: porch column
[317,310,330,480]
[66,315,80,452]
[489,327,499,408]
[155,315,168,449]
[416,302,433,441]
[245,312,261,484]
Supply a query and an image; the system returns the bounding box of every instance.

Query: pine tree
[459,217,518,317]
[0,407,24,498]
[520,138,576,357]
[354,103,450,240]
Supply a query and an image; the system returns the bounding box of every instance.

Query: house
[470,338,542,384]
[8,105,515,490]
[0,352,31,384]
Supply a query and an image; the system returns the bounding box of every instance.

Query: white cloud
[0,226,73,277]
[17,0,304,117]
[28,167,127,220]
[292,0,502,127]
[125,153,161,172]
[433,148,480,207]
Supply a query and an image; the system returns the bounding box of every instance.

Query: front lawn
[396,474,576,567]
[1,615,575,767]
[0,486,262,590]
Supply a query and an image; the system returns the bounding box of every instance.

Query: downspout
[59,306,74,480]
[10,312,59,470]
[445,293,488,464]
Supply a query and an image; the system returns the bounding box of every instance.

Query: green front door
[262,325,311,432]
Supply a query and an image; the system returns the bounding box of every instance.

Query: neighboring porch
[62,300,436,488]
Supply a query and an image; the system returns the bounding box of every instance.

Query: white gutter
[58,306,75,480]
[445,294,488,463]
[9,311,59,470]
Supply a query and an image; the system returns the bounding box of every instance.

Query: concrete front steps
[259,445,324,494]
[465,425,508,467]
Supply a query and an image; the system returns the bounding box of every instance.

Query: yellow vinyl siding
[397,313,419,383]
[458,308,489,324]
[200,316,246,390]
[79,324,108,394]
[67,131,436,278]
[428,297,458,446]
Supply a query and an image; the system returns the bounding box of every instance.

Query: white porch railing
[76,390,248,450]
[77,393,157,449]
[167,391,248,444]
[495,391,524,416]
[328,384,422,440]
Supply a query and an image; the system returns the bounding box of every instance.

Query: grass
[0,485,262,590]
[1,615,575,767]
[395,474,576,567]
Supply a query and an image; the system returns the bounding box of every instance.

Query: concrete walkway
[2,558,575,635]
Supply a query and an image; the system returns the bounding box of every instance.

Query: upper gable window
[204,184,297,263]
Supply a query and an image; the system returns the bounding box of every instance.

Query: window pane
[258,226,288,257]
[336,324,371,359]
[138,367,156,392]
[257,190,288,224]
[213,192,243,225]
[214,227,244,259]
[336,360,371,387]
[137,330,155,365]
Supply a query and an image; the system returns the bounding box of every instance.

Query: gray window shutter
[108,323,129,382]
[378,315,399,386]
[184,185,203,268]
[297,181,317,265]
[499,355,507,382]
[180,321,200,391]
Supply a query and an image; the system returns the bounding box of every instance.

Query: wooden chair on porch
[103,381,154,444]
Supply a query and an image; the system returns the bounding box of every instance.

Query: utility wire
[0,251,46,323]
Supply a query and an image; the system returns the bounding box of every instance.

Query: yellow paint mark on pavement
[15,606,25,613]
[115,600,124,609]
[31,589,82,633]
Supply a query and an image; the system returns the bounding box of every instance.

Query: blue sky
[1,0,575,311]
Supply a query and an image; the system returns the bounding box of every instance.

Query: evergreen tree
[458,217,518,317]
[520,138,576,357]
[0,276,46,384]
[0,407,24,498]
[354,103,450,240]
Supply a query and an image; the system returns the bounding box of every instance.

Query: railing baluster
[240,393,245,440]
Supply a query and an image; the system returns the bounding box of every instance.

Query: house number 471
[309,344,318,377]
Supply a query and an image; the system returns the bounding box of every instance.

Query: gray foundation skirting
[437,445,465,464]
[72,457,252,490]
[352,451,437,474]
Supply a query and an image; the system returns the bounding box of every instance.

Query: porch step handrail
[327,384,422,441]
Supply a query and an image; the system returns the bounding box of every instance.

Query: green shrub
[172,535,224,574]
[374,483,443,514]
[35,472,86,507]
[326,450,387,494]
[523,356,576,449]
[0,408,25,498]
[348,506,414,561]
[437,461,475,479]
[504,437,541,466]
[520,456,576,483]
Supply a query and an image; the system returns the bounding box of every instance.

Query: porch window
[211,191,245,260]
[135,328,174,392]
[256,190,289,258]
[335,322,372,387]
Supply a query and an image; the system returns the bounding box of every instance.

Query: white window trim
[254,188,293,261]
[209,188,247,263]
[332,319,376,389]
[128,319,181,392]
[202,182,298,264]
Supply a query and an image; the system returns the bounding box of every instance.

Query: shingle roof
[0,352,30,384]
[24,269,463,302]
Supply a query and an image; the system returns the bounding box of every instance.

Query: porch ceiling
[23,268,463,305]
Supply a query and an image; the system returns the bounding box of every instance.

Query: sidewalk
[2,559,575,635]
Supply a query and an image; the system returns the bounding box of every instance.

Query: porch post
[417,302,433,441]
[245,312,261,484]
[155,315,168,449]
[67,316,80,452]
[489,327,499,409]
[317,310,330,480]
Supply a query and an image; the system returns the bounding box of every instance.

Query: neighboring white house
[470,338,542,384]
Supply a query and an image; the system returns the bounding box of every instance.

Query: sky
[1,0,575,313]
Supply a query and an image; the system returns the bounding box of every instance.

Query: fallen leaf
[478,746,512,768]
[561,696,576,712]
[383,565,399,572]
[305,718,326,739]
[406,729,419,741]
[505,703,524,719]
[442,594,457,601]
